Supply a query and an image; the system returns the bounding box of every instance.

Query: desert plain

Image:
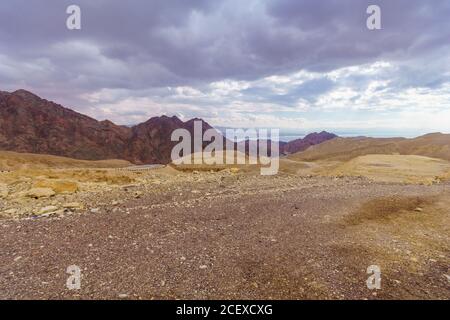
[0,142,449,300]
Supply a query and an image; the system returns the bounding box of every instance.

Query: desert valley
[0,90,449,299]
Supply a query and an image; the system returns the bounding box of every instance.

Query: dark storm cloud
[0,0,449,128]
[1,0,449,87]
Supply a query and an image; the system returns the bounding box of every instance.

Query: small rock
[4,209,17,215]
[230,167,240,174]
[118,294,129,299]
[14,256,22,262]
[444,274,450,282]
[199,265,208,269]
[414,207,423,212]
[90,208,100,213]
[0,183,9,198]
[38,206,59,215]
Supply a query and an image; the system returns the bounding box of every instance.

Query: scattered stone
[414,207,423,212]
[13,256,22,262]
[199,265,208,269]
[63,202,84,210]
[444,274,450,282]
[90,208,100,213]
[118,294,129,299]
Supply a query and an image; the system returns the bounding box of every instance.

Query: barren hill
[0,151,131,171]
[289,134,450,162]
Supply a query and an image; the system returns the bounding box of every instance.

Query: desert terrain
[0,146,449,300]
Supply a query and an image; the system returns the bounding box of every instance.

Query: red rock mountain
[0,89,337,164]
[0,89,212,164]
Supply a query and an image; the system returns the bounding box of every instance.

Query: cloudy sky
[1,0,450,136]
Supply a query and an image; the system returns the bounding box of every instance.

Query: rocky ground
[0,167,449,300]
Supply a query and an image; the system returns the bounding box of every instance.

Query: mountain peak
[12,89,41,100]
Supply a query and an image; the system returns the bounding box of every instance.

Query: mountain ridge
[0,89,212,164]
[0,89,339,164]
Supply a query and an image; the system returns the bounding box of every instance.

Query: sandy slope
[0,151,131,171]
[320,155,450,184]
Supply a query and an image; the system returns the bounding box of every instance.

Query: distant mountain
[222,131,337,156]
[282,131,338,154]
[0,89,212,164]
[289,133,450,162]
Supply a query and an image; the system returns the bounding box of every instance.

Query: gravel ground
[0,173,449,300]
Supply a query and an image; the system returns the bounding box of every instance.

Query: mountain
[281,131,338,154]
[289,133,450,162]
[0,89,212,164]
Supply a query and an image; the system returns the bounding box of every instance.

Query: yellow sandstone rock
[230,167,240,174]
[34,179,79,194]
[24,188,56,199]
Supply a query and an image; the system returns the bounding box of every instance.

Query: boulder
[24,188,56,199]
[34,179,79,194]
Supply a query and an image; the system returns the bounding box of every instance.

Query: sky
[0,0,450,136]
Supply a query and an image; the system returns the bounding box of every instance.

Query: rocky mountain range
[0,89,337,164]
